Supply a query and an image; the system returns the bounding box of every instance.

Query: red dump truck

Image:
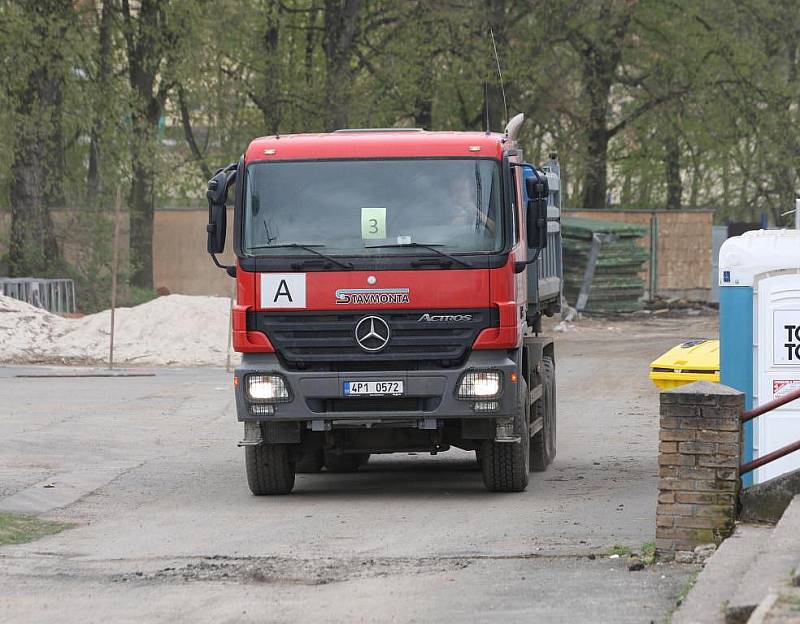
[206,115,562,494]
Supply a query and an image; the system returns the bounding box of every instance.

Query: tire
[323,451,368,473]
[480,378,530,492]
[245,441,296,495]
[296,449,324,473]
[531,356,556,472]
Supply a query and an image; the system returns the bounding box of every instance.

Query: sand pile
[0,295,69,362]
[0,294,236,367]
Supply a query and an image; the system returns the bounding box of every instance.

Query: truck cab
[206,118,561,493]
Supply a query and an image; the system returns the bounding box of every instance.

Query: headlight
[457,370,502,399]
[246,374,290,403]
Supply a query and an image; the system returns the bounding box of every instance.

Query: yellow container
[649,339,720,390]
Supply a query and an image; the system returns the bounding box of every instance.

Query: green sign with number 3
[361,207,387,239]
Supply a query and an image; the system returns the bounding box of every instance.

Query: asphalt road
[0,314,716,623]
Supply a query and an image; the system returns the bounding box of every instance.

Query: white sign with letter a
[261,273,306,309]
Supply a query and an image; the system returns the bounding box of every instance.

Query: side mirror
[525,172,548,250]
[206,164,237,255]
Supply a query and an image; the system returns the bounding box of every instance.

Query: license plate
[343,380,404,396]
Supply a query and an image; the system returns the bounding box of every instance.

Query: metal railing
[0,277,77,315]
[739,386,800,475]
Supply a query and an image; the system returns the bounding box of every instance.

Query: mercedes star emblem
[354,316,390,352]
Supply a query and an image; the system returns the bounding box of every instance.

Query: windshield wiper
[249,242,354,270]
[365,242,472,268]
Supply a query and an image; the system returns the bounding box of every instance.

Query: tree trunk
[481,83,505,133]
[413,69,433,129]
[304,4,319,88]
[323,0,362,130]
[688,147,701,209]
[621,170,633,207]
[482,0,508,133]
[582,93,610,209]
[413,12,434,130]
[7,0,71,276]
[87,0,113,206]
[9,138,61,277]
[722,159,731,213]
[260,0,282,134]
[177,86,212,180]
[572,3,634,210]
[122,0,175,289]
[664,132,682,210]
[126,99,160,289]
[637,171,653,208]
[129,156,154,288]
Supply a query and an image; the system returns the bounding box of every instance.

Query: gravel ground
[0,311,716,623]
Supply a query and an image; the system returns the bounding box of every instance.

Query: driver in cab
[448,175,496,234]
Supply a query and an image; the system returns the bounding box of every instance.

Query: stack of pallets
[562,216,648,314]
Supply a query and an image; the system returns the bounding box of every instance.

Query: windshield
[243,159,503,256]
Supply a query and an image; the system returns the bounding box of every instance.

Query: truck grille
[246,309,498,370]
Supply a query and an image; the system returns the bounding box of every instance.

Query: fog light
[246,374,290,402]
[250,403,275,416]
[472,400,500,412]
[457,371,502,399]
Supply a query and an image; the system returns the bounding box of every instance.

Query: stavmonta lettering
[336,288,410,305]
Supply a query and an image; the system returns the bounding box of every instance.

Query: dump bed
[526,157,563,319]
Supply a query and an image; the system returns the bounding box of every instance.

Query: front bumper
[234,351,519,424]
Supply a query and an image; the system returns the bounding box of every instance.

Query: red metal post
[739,439,800,475]
[739,386,800,475]
[741,385,800,423]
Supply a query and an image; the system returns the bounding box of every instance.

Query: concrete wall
[0,208,235,298]
[153,209,235,297]
[565,209,714,301]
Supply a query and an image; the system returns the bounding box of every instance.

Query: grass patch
[641,541,657,565]
[777,593,800,612]
[675,569,700,607]
[0,512,73,546]
[610,543,632,556]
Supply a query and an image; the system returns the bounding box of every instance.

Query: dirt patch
[111,555,472,586]
[543,309,718,344]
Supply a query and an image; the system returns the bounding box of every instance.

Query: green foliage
[0,512,73,546]
[610,543,632,556]
[117,286,160,309]
[1,0,799,293]
[776,593,800,612]
[675,569,701,609]
[641,541,657,566]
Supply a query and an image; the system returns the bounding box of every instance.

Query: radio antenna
[484,82,490,134]
[490,28,508,127]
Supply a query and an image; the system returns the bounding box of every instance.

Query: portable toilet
[719,229,800,485]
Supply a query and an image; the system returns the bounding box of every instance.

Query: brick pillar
[656,380,744,561]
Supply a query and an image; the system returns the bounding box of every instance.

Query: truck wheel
[531,356,556,472]
[245,443,296,495]
[323,451,368,473]
[296,449,324,473]
[480,379,530,492]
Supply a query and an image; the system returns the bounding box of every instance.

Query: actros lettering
[417,313,473,322]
